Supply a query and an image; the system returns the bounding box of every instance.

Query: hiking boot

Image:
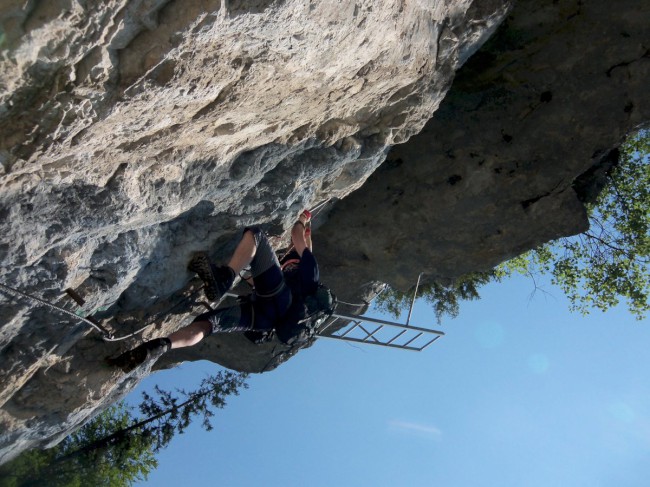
[105,337,171,373]
[188,252,235,302]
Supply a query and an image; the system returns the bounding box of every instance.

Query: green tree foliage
[133,370,248,450]
[0,402,155,487]
[498,129,650,318]
[0,370,248,487]
[374,272,495,322]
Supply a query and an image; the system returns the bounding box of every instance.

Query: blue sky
[131,273,650,487]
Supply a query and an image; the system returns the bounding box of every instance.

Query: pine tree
[0,371,247,487]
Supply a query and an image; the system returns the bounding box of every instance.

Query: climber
[107,210,332,372]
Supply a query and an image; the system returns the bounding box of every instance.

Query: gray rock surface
[0,0,511,463]
[317,0,650,294]
[0,0,647,467]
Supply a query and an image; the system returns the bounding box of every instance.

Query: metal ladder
[316,312,444,351]
[316,274,444,352]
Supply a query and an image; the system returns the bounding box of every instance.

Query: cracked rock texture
[0,0,511,463]
[0,0,647,466]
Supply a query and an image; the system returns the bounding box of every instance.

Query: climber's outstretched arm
[291,222,308,256]
[291,208,314,257]
[305,226,312,252]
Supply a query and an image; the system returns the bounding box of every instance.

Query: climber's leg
[227,229,257,274]
[105,337,171,372]
[191,303,254,336]
[188,227,264,301]
[241,227,285,294]
[168,320,212,349]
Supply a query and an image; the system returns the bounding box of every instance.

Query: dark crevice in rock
[447,174,462,185]
[384,158,404,170]
[540,90,553,102]
[520,193,551,210]
[606,49,650,77]
[572,148,619,204]
[227,0,284,16]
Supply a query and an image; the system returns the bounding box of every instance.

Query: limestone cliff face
[0,0,647,466]
[0,0,511,463]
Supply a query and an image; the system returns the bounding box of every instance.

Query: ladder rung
[364,325,384,340]
[358,324,381,343]
[339,321,361,338]
[416,335,441,351]
[385,329,407,345]
[319,334,422,351]
[402,332,423,347]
